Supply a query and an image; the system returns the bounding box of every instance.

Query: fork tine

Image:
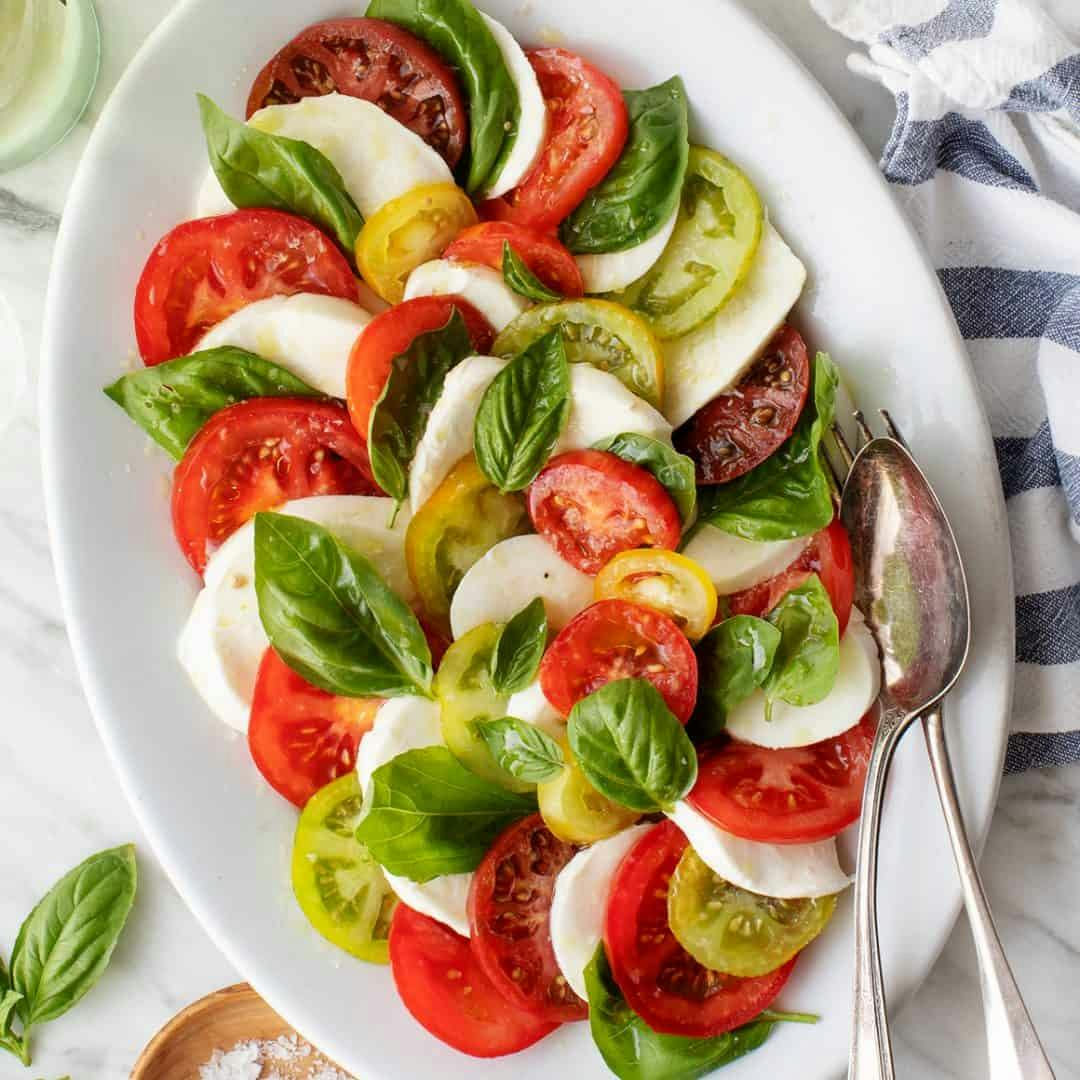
[853,409,874,448]
[831,422,855,470]
[879,408,910,450]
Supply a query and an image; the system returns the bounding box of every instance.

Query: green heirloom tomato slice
[291,772,397,963]
[614,147,763,340]
[493,299,664,409]
[668,846,837,977]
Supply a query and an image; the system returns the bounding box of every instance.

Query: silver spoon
[837,415,1055,1080]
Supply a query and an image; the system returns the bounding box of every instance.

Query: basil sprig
[568,679,697,812]
[490,597,548,694]
[697,352,839,541]
[198,95,363,261]
[254,512,433,699]
[104,346,323,459]
[474,717,565,783]
[592,432,697,525]
[355,747,536,880]
[474,328,571,492]
[502,242,562,302]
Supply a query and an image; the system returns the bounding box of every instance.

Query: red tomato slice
[728,518,855,635]
[248,648,380,808]
[172,398,376,575]
[345,296,495,440]
[539,599,697,722]
[676,325,811,485]
[443,222,584,297]
[687,708,878,844]
[246,18,468,168]
[481,48,628,232]
[134,210,359,366]
[604,820,796,1037]
[468,814,587,1024]
[389,904,559,1058]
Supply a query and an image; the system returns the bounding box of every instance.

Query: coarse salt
[199,1034,352,1080]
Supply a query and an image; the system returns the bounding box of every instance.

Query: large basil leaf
[697,352,839,541]
[366,0,517,194]
[103,347,323,459]
[502,242,562,303]
[10,846,137,1030]
[690,615,781,742]
[474,717,565,783]
[355,747,536,880]
[474,328,570,492]
[254,512,433,698]
[568,679,697,813]
[592,432,697,525]
[490,597,547,694]
[198,95,363,260]
[368,308,475,509]
[560,77,690,256]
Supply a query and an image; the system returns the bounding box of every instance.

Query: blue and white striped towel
[809,0,1080,770]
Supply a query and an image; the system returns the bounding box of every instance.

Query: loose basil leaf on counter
[696,352,839,541]
[356,747,537,880]
[198,95,364,260]
[490,596,548,694]
[474,328,570,492]
[560,77,690,256]
[474,716,565,783]
[366,0,518,194]
[592,432,697,525]
[0,990,21,1040]
[254,512,434,698]
[368,308,475,510]
[103,346,323,459]
[502,242,563,303]
[568,678,697,813]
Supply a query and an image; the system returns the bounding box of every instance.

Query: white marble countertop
[0,2,1077,1078]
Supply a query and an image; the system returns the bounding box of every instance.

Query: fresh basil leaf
[490,597,548,694]
[568,679,697,813]
[103,347,323,459]
[696,352,839,541]
[0,990,21,1039]
[592,432,697,524]
[502,242,562,302]
[10,846,136,1031]
[474,717,565,782]
[355,746,536,880]
[254,512,433,698]
[584,944,778,1080]
[368,308,475,509]
[561,77,690,256]
[366,0,518,194]
[198,95,364,260]
[690,615,781,742]
[474,328,570,492]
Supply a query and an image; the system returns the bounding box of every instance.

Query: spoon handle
[922,706,1057,1080]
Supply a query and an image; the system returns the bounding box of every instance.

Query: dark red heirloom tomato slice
[346,296,495,439]
[444,222,584,297]
[134,210,359,367]
[468,814,587,1024]
[687,708,877,844]
[676,325,811,485]
[728,518,855,635]
[249,648,381,808]
[481,48,628,232]
[539,599,697,723]
[172,398,376,575]
[246,18,467,168]
[389,904,559,1058]
[528,450,682,576]
[604,820,796,1037]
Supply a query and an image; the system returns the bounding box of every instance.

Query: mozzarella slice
[195,93,454,220]
[556,363,673,453]
[681,524,810,596]
[549,825,652,1000]
[194,294,371,399]
[662,222,807,427]
[479,13,548,199]
[409,354,509,514]
[450,535,594,640]
[506,679,564,740]
[576,207,679,295]
[668,801,851,899]
[383,869,473,938]
[405,259,530,333]
[178,496,412,733]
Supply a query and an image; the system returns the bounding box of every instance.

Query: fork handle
[922,707,1057,1080]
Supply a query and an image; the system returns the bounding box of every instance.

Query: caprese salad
[104,3,881,1076]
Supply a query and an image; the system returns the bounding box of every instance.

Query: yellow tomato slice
[537,741,640,844]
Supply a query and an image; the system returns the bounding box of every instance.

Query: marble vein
[0,186,61,233]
